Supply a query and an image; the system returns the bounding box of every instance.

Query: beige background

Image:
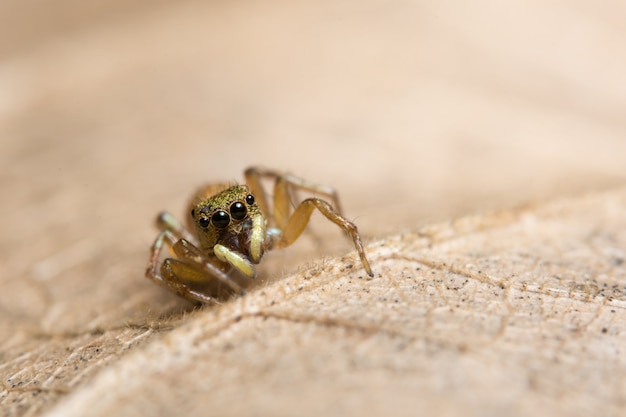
[1,1,626,416]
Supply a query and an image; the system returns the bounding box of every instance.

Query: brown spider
[146,167,374,304]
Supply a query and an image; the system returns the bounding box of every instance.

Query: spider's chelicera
[146,167,373,304]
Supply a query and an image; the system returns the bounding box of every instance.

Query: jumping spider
[146,167,374,303]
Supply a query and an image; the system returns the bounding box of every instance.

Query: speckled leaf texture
[1,1,626,417]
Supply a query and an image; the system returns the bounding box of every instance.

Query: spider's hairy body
[146,167,373,304]
[188,184,266,266]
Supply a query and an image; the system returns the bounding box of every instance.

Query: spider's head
[189,184,267,263]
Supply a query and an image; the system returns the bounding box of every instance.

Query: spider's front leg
[271,197,374,277]
[146,212,245,304]
[245,167,373,277]
[244,167,343,228]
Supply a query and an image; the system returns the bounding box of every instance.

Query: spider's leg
[156,211,196,243]
[245,167,343,228]
[146,224,245,304]
[171,239,246,294]
[273,198,373,277]
[156,258,221,304]
[244,167,372,276]
[146,229,219,304]
[244,167,279,223]
[277,173,343,215]
[146,229,177,281]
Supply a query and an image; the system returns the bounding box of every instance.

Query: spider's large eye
[245,194,255,205]
[198,217,210,228]
[211,210,230,228]
[230,201,247,220]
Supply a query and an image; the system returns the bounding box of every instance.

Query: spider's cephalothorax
[146,167,373,304]
[189,184,267,277]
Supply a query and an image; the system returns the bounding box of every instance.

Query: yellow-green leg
[146,214,246,304]
[244,167,344,228]
[274,198,373,277]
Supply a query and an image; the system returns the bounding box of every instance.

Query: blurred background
[1,0,626,412]
[2,0,626,320]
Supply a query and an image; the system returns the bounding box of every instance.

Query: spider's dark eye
[198,217,210,228]
[230,201,247,220]
[190,209,195,218]
[211,210,230,228]
[245,194,255,205]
